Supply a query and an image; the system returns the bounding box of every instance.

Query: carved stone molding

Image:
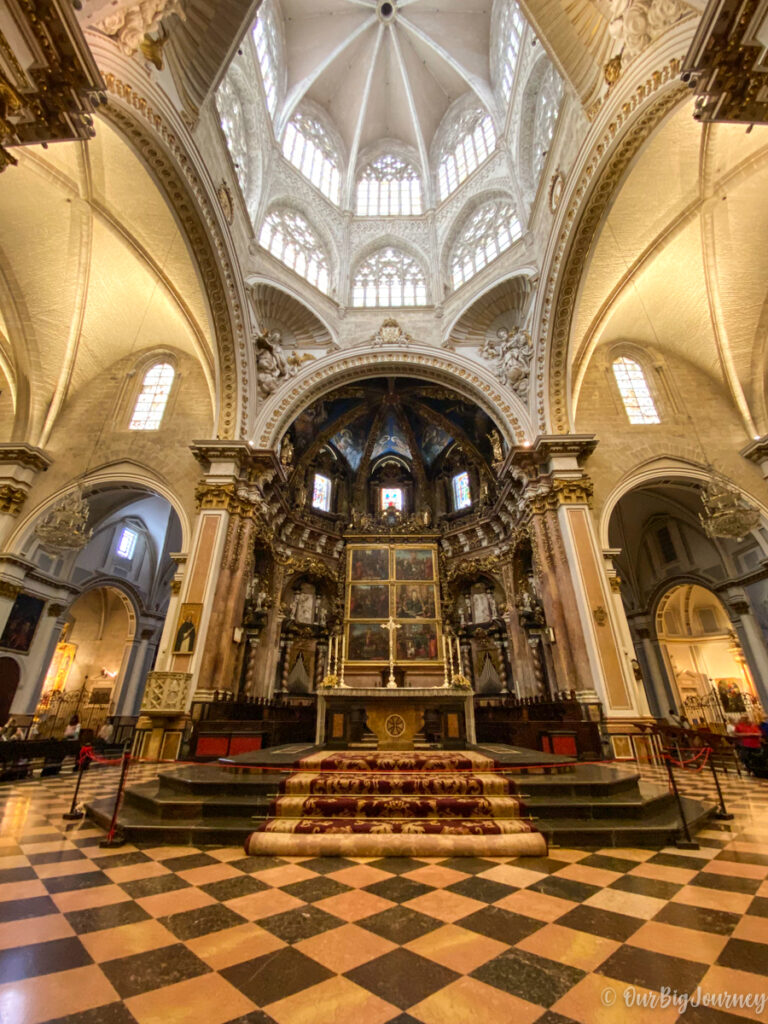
[0,580,21,600]
[100,73,247,440]
[536,59,688,433]
[140,670,192,714]
[46,603,66,617]
[0,444,51,472]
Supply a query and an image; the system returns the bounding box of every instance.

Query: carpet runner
[245,750,547,857]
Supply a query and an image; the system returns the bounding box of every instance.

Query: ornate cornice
[535,56,688,433]
[0,444,51,472]
[525,479,595,513]
[99,69,248,441]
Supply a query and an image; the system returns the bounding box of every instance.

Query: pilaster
[0,445,52,549]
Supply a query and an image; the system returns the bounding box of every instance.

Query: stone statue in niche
[486,588,498,619]
[255,329,295,397]
[482,326,533,399]
[471,587,492,625]
[292,583,315,624]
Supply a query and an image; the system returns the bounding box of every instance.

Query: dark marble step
[540,794,715,848]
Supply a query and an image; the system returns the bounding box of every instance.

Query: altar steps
[84,744,715,848]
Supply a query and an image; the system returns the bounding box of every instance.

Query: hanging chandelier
[35,487,93,552]
[698,472,760,542]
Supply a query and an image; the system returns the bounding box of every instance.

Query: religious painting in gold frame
[394,547,435,581]
[347,622,391,661]
[396,622,440,661]
[394,584,436,619]
[348,546,389,581]
[348,584,390,619]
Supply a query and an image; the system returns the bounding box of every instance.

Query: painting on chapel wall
[0,594,45,653]
[173,603,202,654]
[344,544,442,664]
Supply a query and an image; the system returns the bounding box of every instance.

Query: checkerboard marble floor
[0,760,766,1024]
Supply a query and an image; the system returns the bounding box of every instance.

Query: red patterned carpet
[246,750,547,858]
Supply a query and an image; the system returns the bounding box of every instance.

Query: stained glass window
[450,199,522,288]
[352,247,428,307]
[381,488,403,511]
[356,155,423,216]
[437,110,496,201]
[532,63,563,180]
[612,357,660,424]
[312,473,332,512]
[282,114,341,205]
[116,527,138,559]
[252,1,280,118]
[452,472,472,510]
[259,209,330,293]
[129,363,174,430]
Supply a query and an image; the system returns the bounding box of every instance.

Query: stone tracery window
[216,73,249,195]
[450,199,522,288]
[356,155,423,216]
[259,209,330,294]
[352,247,428,307]
[532,63,563,180]
[129,363,175,431]
[282,113,341,205]
[498,1,525,102]
[252,0,280,119]
[612,357,660,424]
[437,109,497,202]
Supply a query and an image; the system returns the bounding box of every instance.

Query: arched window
[252,0,280,118]
[532,63,563,180]
[282,113,341,205]
[356,155,423,216]
[452,472,472,510]
[612,357,660,424]
[216,73,249,194]
[450,199,522,288]
[312,473,332,512]
[259,209,330,293]
[437,109,496,201]
[129,363,175,431]
[352,247,428,307]
[498,2,525,102]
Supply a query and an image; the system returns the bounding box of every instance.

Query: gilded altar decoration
[344,544,443,666]
[35,488,92,552]
[173,603,202,654]
[451,673,473,690]
[319,673,339,688]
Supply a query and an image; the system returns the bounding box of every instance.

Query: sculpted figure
[482,325,533,399]
[255,329,295,397]
[99,0,184,56]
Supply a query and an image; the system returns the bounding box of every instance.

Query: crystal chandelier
[699,472,760,542]
[35,488,93,552]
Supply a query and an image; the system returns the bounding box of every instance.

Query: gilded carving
[0,485,27,516]
[593,605,608,626]
[0,580,21,600]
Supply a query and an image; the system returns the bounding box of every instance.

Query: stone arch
[251,346,534,449]
[536,53,689,434]
[7,461,190,556]
[597,457,768,549]
[94,50,250,442]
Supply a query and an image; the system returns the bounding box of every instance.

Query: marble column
[113,628,160,718]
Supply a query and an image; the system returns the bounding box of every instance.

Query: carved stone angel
[255,329,296,398]
[482,325,533,399]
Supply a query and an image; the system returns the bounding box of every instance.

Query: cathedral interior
[0,0,767,1021]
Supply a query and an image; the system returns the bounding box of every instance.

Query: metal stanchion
[664,753,700,850]
[99,746,130,848]
[62,747,91,821]
[707,748,734,820]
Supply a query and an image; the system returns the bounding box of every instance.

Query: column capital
[741,435,768,480]
[0,444,52,474]
[507,434,598,478]
[0,445,52,522]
